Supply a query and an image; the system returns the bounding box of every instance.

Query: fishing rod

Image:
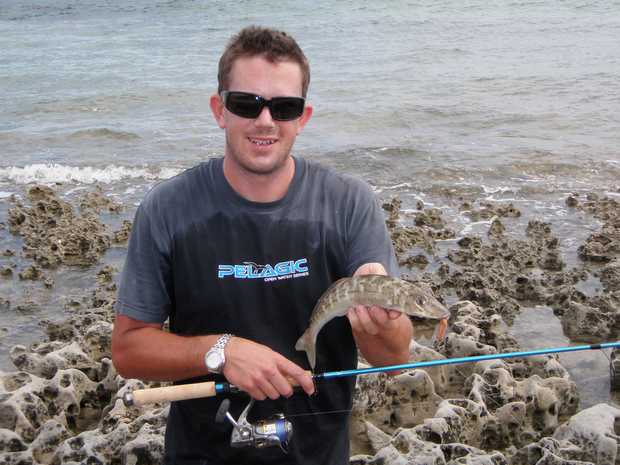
[123,340,620,407]
[122,341,620,452]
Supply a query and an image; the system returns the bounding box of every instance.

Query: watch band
[212,333,233,352]
[205,333,233,374]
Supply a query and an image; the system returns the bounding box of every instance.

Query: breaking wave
[0,163,181,185]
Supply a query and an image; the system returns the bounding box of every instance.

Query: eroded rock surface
[8,186,112,268]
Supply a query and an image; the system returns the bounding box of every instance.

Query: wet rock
[18,265,42,281]
[1,249,14,257]
[575,194,620,263]
[82,322,113,362]
[0,266,13,278]
[382,197,402,229]
[511,436,594,465]
[415,208,446,229]
[0,428,27,452]
[8,185,112,268]
[559,300,615,342]
[112,220,132,243]
[10,341,96,379]
[565,195,579,208]
[599,262,620,292]
[29,420,70,463]
[578,236,615,262]
[363,421,391,454]
[488,218,505,238]
[553,403,620,465]
[96,265,116,284]
[399,253,429,269]
[441,220,568,323]
[464,202,521,221]
[79,186,122,214]
[119,423,166,465]
[385,201,455,259]
[390,226,438,254]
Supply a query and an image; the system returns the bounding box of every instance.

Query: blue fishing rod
[123,340,620,452]
[124,340,620,405]
[314,340,620,381]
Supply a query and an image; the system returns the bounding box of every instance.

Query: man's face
[211,55,312,176]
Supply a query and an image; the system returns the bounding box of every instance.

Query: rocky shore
[1,185,619,464]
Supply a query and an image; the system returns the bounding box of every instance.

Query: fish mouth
[411,305,450,321]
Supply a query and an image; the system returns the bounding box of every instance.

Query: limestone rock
[553,403,620,465]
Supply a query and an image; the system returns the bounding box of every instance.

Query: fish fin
[295,331,316,370]
[294,333,305,351]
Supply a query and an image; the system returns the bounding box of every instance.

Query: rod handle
[122,371,314,407]
[123,381,217,407]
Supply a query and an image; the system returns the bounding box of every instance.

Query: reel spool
[216,398,293,453]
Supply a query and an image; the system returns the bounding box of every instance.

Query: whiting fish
[295,275,450,369]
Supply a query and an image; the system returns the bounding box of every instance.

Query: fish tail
[295,331,316,370]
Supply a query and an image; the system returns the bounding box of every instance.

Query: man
[112,26,413,465]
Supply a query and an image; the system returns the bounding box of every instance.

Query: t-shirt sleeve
[345,181,399,277]
[115,201,173,323]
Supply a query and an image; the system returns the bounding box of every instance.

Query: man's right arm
[111,314,314,400]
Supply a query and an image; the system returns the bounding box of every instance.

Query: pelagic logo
[218,258,309,282]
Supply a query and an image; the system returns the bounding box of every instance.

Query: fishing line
[285,408,352,418]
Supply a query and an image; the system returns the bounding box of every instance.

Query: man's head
[210,27,313,183]
[217,26,310,98]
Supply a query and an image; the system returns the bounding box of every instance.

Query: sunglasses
[220,91,305,121]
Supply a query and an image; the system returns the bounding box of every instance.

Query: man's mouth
[248,137,277,146]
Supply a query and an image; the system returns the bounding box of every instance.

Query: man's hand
[347,262,414,370]
[223,337,315,401]
[347,305,405,336]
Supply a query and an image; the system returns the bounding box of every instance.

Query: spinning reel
[216,398,293,453]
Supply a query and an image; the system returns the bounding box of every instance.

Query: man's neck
[222,156,295,203]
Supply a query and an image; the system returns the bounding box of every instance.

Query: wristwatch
[205,333,233,374]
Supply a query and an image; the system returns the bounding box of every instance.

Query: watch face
[206,351,223,370]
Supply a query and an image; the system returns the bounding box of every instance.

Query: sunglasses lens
[224,92,305,121]
[271,98,305,121]
[224,92,262,119]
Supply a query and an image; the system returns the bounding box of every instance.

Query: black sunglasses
[221,91,305,121]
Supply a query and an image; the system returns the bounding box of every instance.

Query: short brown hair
[217,26,310,98]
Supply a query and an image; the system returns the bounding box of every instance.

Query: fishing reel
[216,398,293,453]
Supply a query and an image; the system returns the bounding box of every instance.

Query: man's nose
[254,106,276,127]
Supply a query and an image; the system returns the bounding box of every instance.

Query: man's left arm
[347,262,413,368]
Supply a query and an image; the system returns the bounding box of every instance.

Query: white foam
[0,191,14,199]
[482,185,517,194]
[0,164,181,185]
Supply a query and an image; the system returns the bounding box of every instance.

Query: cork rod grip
[128,381,217,406]
[123,371,313,407]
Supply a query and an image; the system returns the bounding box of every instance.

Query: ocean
[1,0,619,406]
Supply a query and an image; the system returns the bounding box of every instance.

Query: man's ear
[210,93,226,129]
[296,103,313,134]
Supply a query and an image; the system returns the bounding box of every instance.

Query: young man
[112,26,413,465]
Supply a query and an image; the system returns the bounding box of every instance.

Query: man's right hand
[223,336,315,400]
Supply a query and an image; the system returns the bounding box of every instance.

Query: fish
[295,274,450,369]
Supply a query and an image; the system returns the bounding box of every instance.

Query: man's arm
[346,262,413,369]
[111,314,314,400]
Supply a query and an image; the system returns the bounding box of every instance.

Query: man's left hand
[348,262,413,370]
[347,305,403,336]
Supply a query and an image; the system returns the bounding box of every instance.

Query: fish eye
[416,296,426,306]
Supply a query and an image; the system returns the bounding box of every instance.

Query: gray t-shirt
[116,156,398,465]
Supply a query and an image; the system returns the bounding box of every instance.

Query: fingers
[223,337,314,400]
[348,305,401,336]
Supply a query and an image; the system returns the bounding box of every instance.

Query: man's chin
[242,153,291,176]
